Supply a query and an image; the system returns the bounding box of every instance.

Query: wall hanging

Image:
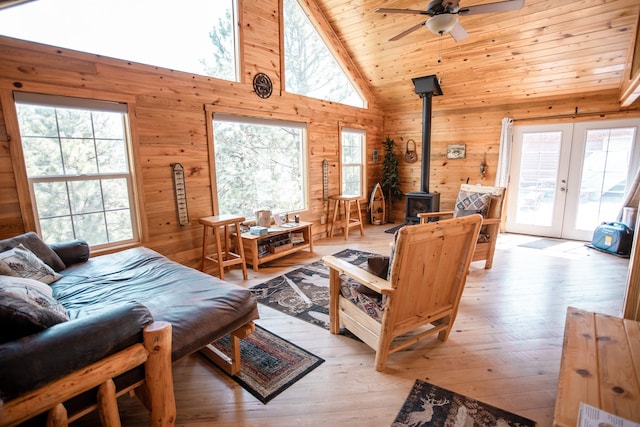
[404,139,418,163]
[172,163,189,226]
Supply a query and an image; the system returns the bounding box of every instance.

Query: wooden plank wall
[1,0,640,268]
[383,90,640,222]
[0,0,383,267]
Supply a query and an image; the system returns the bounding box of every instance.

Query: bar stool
[329,195,365,240]
[199,214,248,280]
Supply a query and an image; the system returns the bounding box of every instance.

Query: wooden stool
[329,195,365,240]
[199,214,248,280]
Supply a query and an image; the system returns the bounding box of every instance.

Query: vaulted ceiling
[314,0,640,110]
[1,0,638,111]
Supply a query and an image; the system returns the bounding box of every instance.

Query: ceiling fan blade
[375,7,433,16]
[389,21,428,41]
[449,22,469,41]
[458,0,524,15]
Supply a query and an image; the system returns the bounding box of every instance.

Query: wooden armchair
[419,184,505,269]
[322,215,482,371]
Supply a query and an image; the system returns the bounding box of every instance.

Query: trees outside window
[15,93,137,247]
[0,0,238,81]
[341,129,365,196]
[283,0,365,108]
[213,116,307,219]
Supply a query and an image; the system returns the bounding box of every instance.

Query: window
[341,128,365,196]
[283,0,365,108]
[14,93,137,247]
[213,116,307,219]
[0,0,239,81]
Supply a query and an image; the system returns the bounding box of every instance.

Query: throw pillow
[0,232,66,272]
[0,282,69,320]
[0,244,63,284]
[453,190,492,218]
[366,256,390,279]
[0,294,67,343]
[0,275,54,297]
[0,288,69,343]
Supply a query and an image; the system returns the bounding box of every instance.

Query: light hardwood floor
[73,225,630,426]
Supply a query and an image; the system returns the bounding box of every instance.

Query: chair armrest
[480,218,501,225]
[322,255,393,295]
[0,301,153,403]
[418,211,455,220]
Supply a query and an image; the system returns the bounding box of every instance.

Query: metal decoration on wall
[253,73,273,99]
[172,163,189,226]
[404,139,418,163]
[322,159,329,201]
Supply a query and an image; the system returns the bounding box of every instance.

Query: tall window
[14,93,137,247]
[0,0,239,81]
[283,0,365,108]
[213,116,307,219]
[341,129,365,196]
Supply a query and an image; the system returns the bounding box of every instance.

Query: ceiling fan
[375,0,524,42]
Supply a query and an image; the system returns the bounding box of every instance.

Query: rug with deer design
[392,379,536,427]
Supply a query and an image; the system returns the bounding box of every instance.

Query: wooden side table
[199,214,248,280]
[553,307,640,426]
[329,195,365,240]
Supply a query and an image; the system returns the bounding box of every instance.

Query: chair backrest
[385,214,482,329]
[459,184,505,220]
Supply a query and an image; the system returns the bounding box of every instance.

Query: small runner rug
[210,324,324,404]
[392,379,536,427]
[250,248,378,330]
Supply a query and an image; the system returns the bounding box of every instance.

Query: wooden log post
[97,379,121,427]
[142,321,175,427]
[45,404,68,427]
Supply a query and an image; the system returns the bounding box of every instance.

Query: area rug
[250,248,377,330]
[392,379,536,427]
[209,324,324,403]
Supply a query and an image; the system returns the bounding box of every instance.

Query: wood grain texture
[65,227,631,427]
[0,0,639,267]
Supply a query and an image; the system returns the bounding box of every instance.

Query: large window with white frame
[213,115,308,219]
[341,128,366,197]
[0,0,239,81]
[14,93,138,248]
[283,0,365,108]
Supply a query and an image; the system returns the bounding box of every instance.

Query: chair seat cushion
[339,275,384,322]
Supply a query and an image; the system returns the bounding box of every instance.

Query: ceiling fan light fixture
[426,14,459,35]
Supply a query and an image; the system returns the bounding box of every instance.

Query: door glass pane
[515,132,562,226]
[575,128,635,230]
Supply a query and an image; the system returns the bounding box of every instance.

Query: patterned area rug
[392,380,536,426]
[210,324,324,403]
[250,248,377,329]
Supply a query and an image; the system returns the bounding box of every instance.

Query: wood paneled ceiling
[314,0,640,110]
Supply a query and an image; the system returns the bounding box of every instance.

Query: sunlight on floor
[496,233,593,260]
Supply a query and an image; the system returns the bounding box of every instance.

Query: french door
[505,119,640,241]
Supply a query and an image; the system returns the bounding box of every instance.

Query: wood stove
[405,75,442,224]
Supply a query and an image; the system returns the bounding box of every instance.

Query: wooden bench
[554,307,640,426]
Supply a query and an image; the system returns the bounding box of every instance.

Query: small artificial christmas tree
[381,136,402,222]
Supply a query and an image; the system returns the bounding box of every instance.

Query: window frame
[211,113,309,219]
[12,91,140,250]
[281,0,367,108]
[0,0,240,82]
[340,126,366,198]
